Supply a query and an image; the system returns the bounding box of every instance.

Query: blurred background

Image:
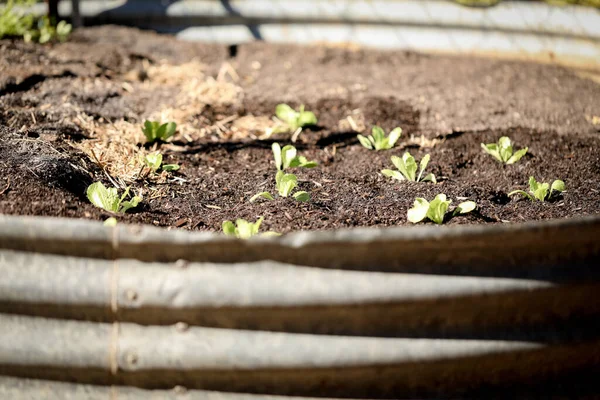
[4,1,597,66]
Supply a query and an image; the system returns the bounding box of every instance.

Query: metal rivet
[125,289,138,302]
[126,351,138,366]
[127,225,143,235]
[173,386,187,394]
[175,322,189,332]
[174,259,189,269]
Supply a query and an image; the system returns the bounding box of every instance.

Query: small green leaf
[421,173,436,183]
[275,170,285,188]
[407,198,430,223]
[427,194,451,225]
[162,164,180,172]
[251,217,264,235]
[297,110,317,127]
[144,152,163,172]
[235,219,255,239]
[222,220,236,236]
[278,173,298,197]
[162,122,177,139]
[293,191,310,202]
[403,152,418,181]
[550,180,565,194]
[272,142,283,170]
[357,134,373,149]
[508,190,534,201]
[417,154,430,182]
[381,169,404,181]
[387,127,402,148]
[455,200,477,215]
[533,182,550,202]
[528,176,540,193]
[371,126,385,143]
[250,192,275,203]
[119,195,141,214]
[87,182,112,211]
[481,143,502,162]
[275,104,298,125]
[142,121,159,142]
[281,145,297,170]
[506,147,528,165]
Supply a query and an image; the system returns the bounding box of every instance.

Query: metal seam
[110,225,120,378]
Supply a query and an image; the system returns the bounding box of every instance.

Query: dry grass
[70,61,247,182]
[72,114,147,184]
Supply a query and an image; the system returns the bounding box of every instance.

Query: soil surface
[1,26,599,233]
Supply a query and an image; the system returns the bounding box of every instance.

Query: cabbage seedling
[87,182,141,213]
[408,194,476,224]
[272,142,317,171]
[358,126,402,151]
[222,217,280,239]
[275,104,317,131]
[250,143,314,202]
[508,176,565,202]
[250,170,310,203]
[481,136,528,164]
[143,152,180,173]
[382,152,436,183]
[142,121,177,143]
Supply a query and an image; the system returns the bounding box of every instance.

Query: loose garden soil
[1,26,599,233]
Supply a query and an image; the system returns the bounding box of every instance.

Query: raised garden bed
[1,19,600,399]
[1,26,599,231]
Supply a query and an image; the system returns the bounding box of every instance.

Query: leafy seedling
[250,143,315,203]
[142,121,177,143]
[1,0,71,43]
[250,170,310,203]
[272,142,317,171]
[407,194,476,225]
[382,152,436,183]
[87,182,142,214]
[508,176,565,202]
[276,104,317,129]
[143,152,180,173]
[358,126,402,151]
[481,136,528,164]
[222,217,280,239]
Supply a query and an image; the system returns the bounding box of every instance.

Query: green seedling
[250,170,310,203]
[86,182,142,214]
[143,152,180,173]
[358,126,402,151]
[275,103,317,137]
[508,176,565,202]
[250,143,315,203]
[408,194,476,225]
[382,152,436,183]
[272,142,317,171]
[481,136,528,164]
[142,121,177,143]
[1,0,71,43]
[222,217,280,239]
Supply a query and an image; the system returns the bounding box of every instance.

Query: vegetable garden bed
[1,26,599,231]
[2,20,600,398]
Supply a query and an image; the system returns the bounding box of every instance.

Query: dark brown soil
[1,26,599,233]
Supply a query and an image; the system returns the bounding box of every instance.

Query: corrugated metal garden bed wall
[46,0,600,68]
[1,214,600,398]
[2,0,600,398]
